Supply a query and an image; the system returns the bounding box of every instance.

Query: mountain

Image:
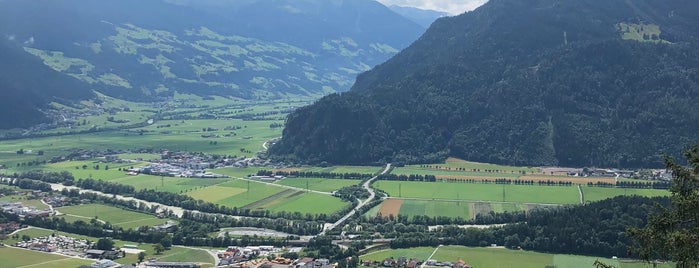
[389,5,449,28]
[0,39,95,129]
[0,0,423,128]
[270,0,699,168]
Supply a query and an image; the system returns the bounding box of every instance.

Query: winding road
[319,164,391,236]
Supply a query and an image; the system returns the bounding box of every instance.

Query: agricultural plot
[431,246,671,268]
[372,199,534,219]
[391,165,518,178]
[56,204,171,230]
[374,181,580,205]
[362,246,670,268]
[275,178,360,192]
[215,167,267,179]
[581,187,669,203]
[265,192,349,215]
[360,247,436,263]
[187,179,349,214]
[108,174,229,193]
[302,166,384,175]
[42,160,146,180]
[0,247,92,268]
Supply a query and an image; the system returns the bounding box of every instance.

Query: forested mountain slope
[0,40,94,129]
[271,0,699,167]
[0,0,422,129]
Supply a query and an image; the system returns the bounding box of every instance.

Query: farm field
[41,160,146,180]
[395,199,471,219]
[186,179,349,214]
[215,167,266,179]
[361,246,671,268]
[360,247,436,263]
[275,178,360,192]
[302,166,384,175]
[0,247,93,268]
[265,192,349,215]
[56,203,171,230]
[371,199,541,219]
[581,186,669,203]
[108,174,229,193]
[373,181,581,204]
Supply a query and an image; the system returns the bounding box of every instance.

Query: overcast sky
[376,0,488,15]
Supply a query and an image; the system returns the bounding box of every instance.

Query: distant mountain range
[0,0,424,129]
[271,0,699,168]
[389,5,449,28]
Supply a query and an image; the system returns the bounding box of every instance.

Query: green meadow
[56,204,171,230]
[397,199,472,219]
[302,166,384,175]
[0,247,93,268]
[374,181,580,204]
[275,178,360,192]
[581,186,669,203]
[361,246,671,268]
[186,179,349,215]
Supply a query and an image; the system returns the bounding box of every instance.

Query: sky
[376,0,489,15]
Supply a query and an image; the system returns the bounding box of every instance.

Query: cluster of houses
[217,246,280,266]
[128,163,228,178]
[0,201,53,218]
[0,222,20,234]
[14,235,105,257]
[362,257,472,268]
[219,256,334,268]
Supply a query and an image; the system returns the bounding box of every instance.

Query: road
[319,164,391,236]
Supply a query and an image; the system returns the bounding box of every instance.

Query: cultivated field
[373,181,581,204]
[0,247,93,268]
[302,166,384,175]
[374,180,669,208]
[581,186,669,203]
[371,199,545,219]
[360,246,671,268]
[186,179,349,215]
[56,203,171,230]
[377,199,403,218]
[393,158,616,184]
[275,178,360,192]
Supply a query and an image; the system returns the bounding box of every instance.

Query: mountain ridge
[0,0,423,129]
[270,0,699,168]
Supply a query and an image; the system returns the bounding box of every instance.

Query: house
[86,249,106,259]
[452,260,472,268]
[91,259,121,268]
[296,257,315,268]
[153,221,177,232]
[382,257,395,267]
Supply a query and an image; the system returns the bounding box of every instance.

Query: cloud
[24,36,34,46]
[376,0,488,15]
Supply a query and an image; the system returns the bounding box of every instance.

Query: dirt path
[578,185,584,204]
[421,245,442,268]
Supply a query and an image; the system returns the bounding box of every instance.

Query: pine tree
[628,145,699,268]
